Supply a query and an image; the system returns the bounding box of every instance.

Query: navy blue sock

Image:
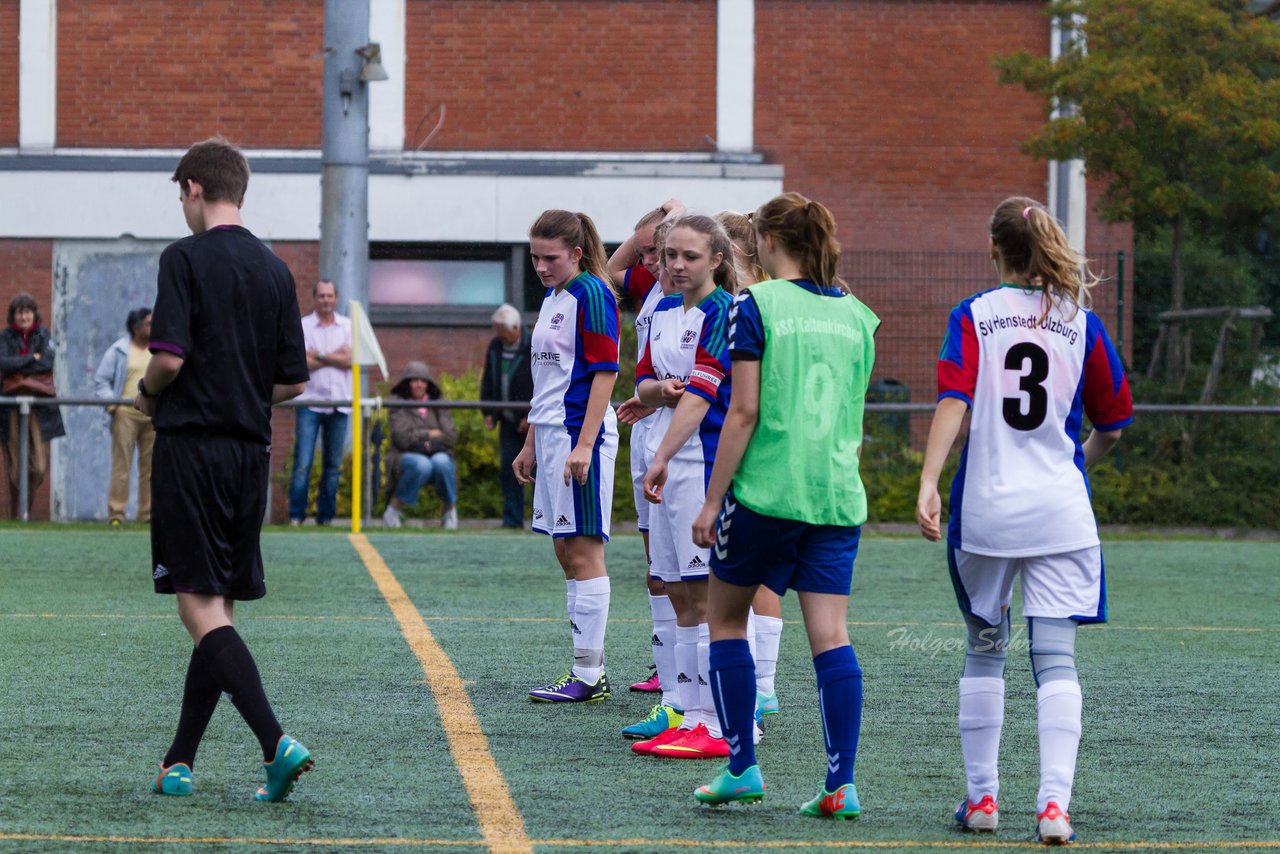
[709,638,757,776]
[814,645,863,791]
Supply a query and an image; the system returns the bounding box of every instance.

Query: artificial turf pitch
[0,527,1277,853]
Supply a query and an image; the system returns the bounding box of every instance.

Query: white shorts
[531,423,617,541]
[647,458,711,583]
[630,416,653,532]
[948,545,1106,625]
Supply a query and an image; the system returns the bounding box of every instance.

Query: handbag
[1,372,57,398]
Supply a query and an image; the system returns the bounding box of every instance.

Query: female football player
[691,193,878,818]
[631,214,738,759]
[514,210,621,704]
[917,197,1131,843]
[716,210,785,721]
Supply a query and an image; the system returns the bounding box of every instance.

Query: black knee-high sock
[197,626,284,762]
[162,647,222,769]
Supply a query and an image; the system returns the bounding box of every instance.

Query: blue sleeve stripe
[1092,415,1133,432]
[938,390,972,406]
[702,305,731,361]
[685,385,717,404]
[939,299,975,364]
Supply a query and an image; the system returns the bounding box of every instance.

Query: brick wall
[404,0,717,151]
[0,241,56,520]
[0,3,18,146]
[57,0,323,148]
[756,0,1134,397]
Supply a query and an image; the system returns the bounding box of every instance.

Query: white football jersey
[937,285,1132,557]
[527,272,621,437]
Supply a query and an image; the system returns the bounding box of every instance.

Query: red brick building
[0,0,1131,521]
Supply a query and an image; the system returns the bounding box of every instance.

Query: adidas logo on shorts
[687,555,706,570]
[152,564,169,580]
[555,515,572,529]
[677,672,693,684]
[698,675,708,686]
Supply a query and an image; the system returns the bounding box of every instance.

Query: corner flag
[348,301,386,534]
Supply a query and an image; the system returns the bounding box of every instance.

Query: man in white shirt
[288,280,353,526]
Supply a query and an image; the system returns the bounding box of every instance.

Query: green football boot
[254,735,313,802]
[695,764,766,806]
[800,782,860,820]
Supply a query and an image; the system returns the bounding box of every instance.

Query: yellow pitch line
[1,833,1277,850]
[349,534,532,854]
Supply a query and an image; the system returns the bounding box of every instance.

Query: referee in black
[136,138,313,802]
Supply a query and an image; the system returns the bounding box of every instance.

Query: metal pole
[1116,250,1126,357]
[320,0,372,315]
[17,399,30,521]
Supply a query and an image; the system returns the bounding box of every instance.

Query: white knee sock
[697,622,720,739]
[674,625,701,729]
[649,594,679,709]
[565,579,578,635]
[959,676,1005,803]
[571,576,610,684]
[754,614,784,696]
[1036,680,1082,812]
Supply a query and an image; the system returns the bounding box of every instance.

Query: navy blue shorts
[709,491,861,596]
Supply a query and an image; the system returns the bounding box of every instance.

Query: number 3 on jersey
[1002,342,1048,431]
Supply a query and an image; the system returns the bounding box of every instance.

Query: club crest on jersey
[549,312,565,330]
[680,329,697,347]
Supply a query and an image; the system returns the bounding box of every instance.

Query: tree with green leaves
[995,0,1280,384]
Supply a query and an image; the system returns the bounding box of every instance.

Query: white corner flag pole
[348,301,388,534]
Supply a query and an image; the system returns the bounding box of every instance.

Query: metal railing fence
[3,395,1277,524]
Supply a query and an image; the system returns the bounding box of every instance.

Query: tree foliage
[996,0,1280,230]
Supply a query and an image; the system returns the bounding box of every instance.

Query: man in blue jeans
[288,280,352,526]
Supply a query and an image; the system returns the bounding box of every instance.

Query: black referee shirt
[149,225,309,445]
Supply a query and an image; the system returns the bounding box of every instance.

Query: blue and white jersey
[528,271,621,438]
[633,278,665,361]
[938,284,1133,557]
[636,288,734,469]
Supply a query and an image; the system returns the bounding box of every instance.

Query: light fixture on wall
[357,42,389,82]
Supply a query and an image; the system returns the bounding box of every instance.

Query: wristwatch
[137,378,159,399]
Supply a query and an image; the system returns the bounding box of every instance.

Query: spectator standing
[480,304,532,529]
[0,293,65,519]
[383,361,459,529]
[288,280,352,526]
[94,307,157,527]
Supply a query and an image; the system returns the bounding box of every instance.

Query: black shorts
[151,431,269,601]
